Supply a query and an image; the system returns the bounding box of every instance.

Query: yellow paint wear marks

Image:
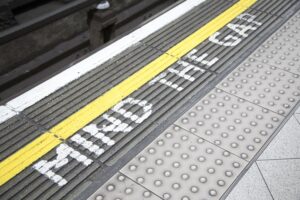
[52,54,177,139]
[0,0,256,186]
[0,133,61,182]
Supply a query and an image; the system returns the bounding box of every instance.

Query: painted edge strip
[0,106,17,124]
[2,0,206,121]
[0,0,256,186]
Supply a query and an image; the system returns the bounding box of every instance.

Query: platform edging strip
[0,0,256,186]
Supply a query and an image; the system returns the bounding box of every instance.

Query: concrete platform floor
[226,106,300,200]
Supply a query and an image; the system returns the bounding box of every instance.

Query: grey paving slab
[0,106,51,162]
[14,37,214,167]
[65,60,214,165]
[121,125,248,200]
[257,159,300,200]
[217,57,300,116]
[296,106,300,113]
[142,0,237,53]
[143,0,283,73]
[181,9,282,73]
[21,43,163,130]
[87,173,162,200]
[225,164,273,200]
[0,142,104,200]
[251,11,300,75]
[295,113,300,123]
[237,0,299,18]
[259,116,300,160]
[175,88,284,161]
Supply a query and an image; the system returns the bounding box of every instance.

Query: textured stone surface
[217,58,300,116]
[259,116,300,160]
[87,173,161,200]
[121,125,247,200]
[251,11,300,75]
[175,89,283,161]
[225,164,273,200]
[257,159,300,200]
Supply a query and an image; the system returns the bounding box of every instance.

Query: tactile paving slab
[0,106,49,162]
[87,173,161,200]
[175,89,284,161]
[217,58,300,116]
[251,11,300,75]
[0,142,104,200]
[121,125,248,200]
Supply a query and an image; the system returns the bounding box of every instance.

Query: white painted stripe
[0,106,17,124]
[4,0,205,122]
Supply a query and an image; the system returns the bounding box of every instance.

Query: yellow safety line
[0,0,256,186]
[0,133,61,182]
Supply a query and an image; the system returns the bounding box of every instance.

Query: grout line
[255,162,276,200]
[252,56,300,76]
[142,41,217,74]
[216,86,290,118]
[119,171,164,200]
[294,114,300,125]
[174,123,250,163]
[257,157,300,162]
[254,58,300,76]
